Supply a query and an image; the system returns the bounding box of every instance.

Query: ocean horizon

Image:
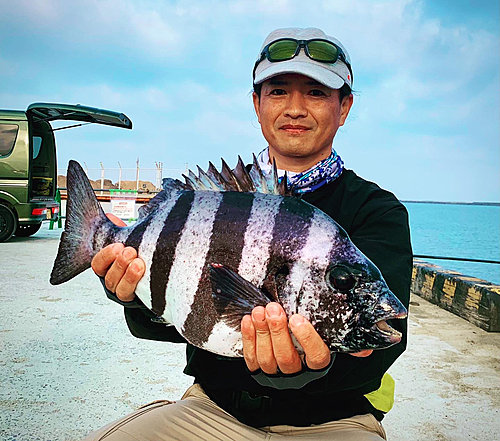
[403,202,500,285]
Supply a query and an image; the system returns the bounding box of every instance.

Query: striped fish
[50,158,407,357]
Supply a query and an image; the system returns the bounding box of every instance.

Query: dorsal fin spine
[183,174,198,190]
[250,153,269,194]
[197,165,219,191]
[182,154,290,196]
[220,158,241,191]
[188,170,208,190]
[271,158,280,194]
[234,156,256,192]
[207,161,229,191]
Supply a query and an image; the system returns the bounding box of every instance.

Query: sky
[1,0,499,202]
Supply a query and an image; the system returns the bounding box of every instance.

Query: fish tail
[50,160,115,285]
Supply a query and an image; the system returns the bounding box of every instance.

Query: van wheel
[0,205,17,242]
[15,223,42,237]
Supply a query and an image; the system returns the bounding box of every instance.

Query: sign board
[111,199,136,219]
[110,190,137,220]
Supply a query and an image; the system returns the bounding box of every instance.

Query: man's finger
[91,243,124,277]
[104,246,138,293]
[289,314,331,370]
[252,306,277,374]
[265,303,302,374]
[115,257,145,302]
[241,315,259,372]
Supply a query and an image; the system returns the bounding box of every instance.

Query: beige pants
[83,384,387,441]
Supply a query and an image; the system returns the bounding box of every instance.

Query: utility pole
[100,162,105,192]
[135,157,140,191]
[118,162,122,190]
[155,161,163,190]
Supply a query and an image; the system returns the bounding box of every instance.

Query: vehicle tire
[15,223,42,237]
[0,204,17,242]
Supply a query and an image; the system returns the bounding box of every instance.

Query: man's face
[253,73,353,172]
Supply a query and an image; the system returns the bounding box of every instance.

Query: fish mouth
[372,320,402,343]
[370,311,407,343]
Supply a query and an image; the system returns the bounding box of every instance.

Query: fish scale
[183,192,254,347]
[237,193,282,286]
[164,191,223,333]
[50,158,407,357]
[134,190,184,313]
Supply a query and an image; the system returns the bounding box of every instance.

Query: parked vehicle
[0,103,132,242]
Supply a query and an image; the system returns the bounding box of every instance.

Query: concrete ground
[1,224,499,441]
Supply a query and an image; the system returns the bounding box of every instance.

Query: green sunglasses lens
[268,40,299,61]
[307,40,339,62]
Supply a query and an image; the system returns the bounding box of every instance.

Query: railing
[413,255,500,265]
[57,161,189,191]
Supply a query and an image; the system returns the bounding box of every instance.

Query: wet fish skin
[50,159,407,357]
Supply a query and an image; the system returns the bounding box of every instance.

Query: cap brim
[254,60,346,90]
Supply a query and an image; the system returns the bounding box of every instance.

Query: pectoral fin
[210,263,273,329]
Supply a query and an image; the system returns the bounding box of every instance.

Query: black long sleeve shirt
[115,169,413,427]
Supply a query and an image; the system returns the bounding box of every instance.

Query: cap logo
[347,74,351,82]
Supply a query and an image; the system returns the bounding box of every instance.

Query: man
[86,27,412,440]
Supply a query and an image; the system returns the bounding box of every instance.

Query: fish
[50,157,407,357]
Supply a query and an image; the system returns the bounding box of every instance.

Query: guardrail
[412,260,500,332]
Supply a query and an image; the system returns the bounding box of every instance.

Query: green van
[0,103,132,242]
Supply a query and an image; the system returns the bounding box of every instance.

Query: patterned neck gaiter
[256,147,344,195]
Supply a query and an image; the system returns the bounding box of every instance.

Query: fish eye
[276,265,289,277]
[327,266,357,293]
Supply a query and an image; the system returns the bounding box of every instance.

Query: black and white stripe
[183,192,255,348]
[148,192,195,316]
[286,209,339,317]
[162,191,224,328]
[131,187,338,357]
[237,193,283,285]
[133,190,184,311]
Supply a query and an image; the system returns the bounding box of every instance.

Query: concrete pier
[1,224,499,440]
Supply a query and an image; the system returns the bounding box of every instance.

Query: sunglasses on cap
[253,38,353,83]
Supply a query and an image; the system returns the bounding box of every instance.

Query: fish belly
[201,321,243,357]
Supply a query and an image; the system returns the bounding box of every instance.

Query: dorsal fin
[249,153,270,194]
[188,169,208,190]
[220,159,241,191]
[278,170,289,196]
[234,156,256,192]
[181,155,290,196]
[270,159,280,194]
[182,173,198,190]
[139,178,187,219]
[197,165,219,191]
[207,161,231,191]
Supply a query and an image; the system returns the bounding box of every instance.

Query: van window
[33,136,42,159]
[0,124,19,156]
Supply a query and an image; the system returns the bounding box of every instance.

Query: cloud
[0,0,498,202]
[2,0,182,58]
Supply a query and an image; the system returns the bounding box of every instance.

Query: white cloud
[4,0,182,57]
[0,0,498,202]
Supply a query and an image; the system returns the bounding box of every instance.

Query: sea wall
[411,260,500,332]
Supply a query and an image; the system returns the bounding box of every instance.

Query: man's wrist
[249,354,335,390]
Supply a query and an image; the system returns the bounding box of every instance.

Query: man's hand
[241,302,373,374]
[90,214,145,302]
[241,302,331,374]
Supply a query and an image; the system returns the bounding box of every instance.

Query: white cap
[253,27,352,90]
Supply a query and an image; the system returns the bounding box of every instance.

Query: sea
[403,202,500,285]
